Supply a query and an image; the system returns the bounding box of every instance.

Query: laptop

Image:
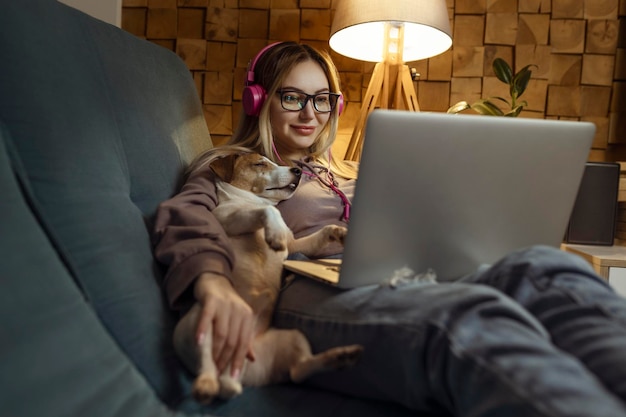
[283,110,595,287]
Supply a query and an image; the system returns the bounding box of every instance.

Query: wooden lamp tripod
[344,23,420,161]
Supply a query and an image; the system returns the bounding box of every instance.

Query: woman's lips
[292,125,316,135]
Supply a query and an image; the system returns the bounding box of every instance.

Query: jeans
[273,246,626,417]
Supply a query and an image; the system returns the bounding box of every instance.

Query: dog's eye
[254,162,267,167]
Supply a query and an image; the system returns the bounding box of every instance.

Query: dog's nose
[291,167,302,177]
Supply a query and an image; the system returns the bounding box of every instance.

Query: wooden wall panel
[121,0,626,161]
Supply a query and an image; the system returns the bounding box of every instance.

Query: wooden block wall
[122,0,626,161]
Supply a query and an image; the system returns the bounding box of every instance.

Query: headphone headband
[245,42,282,86]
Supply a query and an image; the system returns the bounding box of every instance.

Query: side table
[561,243,626,296]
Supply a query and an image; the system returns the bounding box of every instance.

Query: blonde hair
[189,42,357,179]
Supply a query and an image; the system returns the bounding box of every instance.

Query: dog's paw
[261,207,291,251]
[218,375,243,399]
[264,226,290,251]
[192,374,220,404]
[327,344,364,370]
[321,225,348,245]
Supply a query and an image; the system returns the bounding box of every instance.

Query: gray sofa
[0,1,426,416]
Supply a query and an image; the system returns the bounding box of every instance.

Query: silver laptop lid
[337,110,595,287]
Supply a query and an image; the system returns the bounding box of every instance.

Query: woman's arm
[152,167,254,375]
[152,167,235,310]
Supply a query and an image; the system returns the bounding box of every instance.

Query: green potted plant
[448,58,536,117]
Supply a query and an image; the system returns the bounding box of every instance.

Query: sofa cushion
[0,122,192,417]
[0,0,207,405]
[195,384,418,417]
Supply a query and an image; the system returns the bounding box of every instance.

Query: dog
[173,147,363,403]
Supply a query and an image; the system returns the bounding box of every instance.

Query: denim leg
[273,274,626,417]
[463,245,626,402]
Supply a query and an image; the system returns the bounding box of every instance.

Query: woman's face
[269,60,331,161]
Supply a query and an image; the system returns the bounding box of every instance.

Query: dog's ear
[209,154,238,183]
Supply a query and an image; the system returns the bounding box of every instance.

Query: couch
[0,1,427,416]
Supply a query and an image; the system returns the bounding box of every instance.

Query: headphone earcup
[337,93,344,116]
[242,84,267,116]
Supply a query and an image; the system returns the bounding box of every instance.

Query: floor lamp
[329,0,453,161]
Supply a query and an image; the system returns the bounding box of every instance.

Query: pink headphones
[242,42,344,117]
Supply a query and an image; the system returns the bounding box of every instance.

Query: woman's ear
[209,154,239,183]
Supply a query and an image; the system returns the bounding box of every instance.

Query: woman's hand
[193,272,256,378]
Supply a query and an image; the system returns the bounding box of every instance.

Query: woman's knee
[463,245,615,311]
[467,245,600,287]
[496,245,595,276]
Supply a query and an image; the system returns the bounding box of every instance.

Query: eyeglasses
[277,90,341,113]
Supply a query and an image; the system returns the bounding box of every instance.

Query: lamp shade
[329,0,452,63]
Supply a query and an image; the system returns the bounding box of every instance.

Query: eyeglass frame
[276,89,341,113]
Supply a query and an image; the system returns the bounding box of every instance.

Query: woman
[153,42,626,416]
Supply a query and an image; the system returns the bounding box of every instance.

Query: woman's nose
[299,100,315,118]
